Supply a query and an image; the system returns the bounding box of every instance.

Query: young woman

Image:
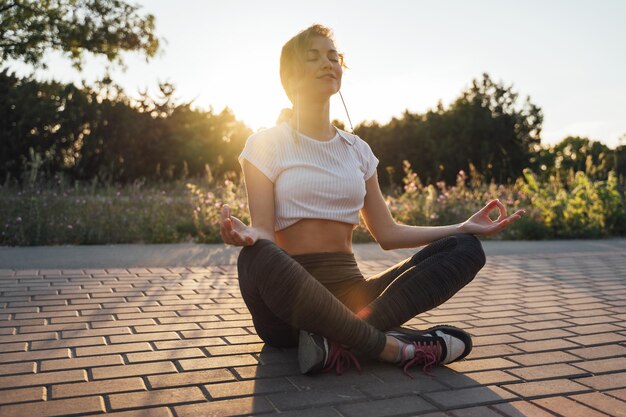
[220,24,524,375]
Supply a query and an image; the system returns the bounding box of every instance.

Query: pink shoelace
[400,340,443,378]
[322,342,362,375]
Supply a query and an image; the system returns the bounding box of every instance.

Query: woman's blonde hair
[276,24,346,126]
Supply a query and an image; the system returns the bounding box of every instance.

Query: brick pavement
[0,249,625,417]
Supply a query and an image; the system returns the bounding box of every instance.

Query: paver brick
[447,357,518,372]
[205,377,297,399]
[224,334,263,344]
[567,344,626,359]
[233,362,300,379]
[178,354,258,371]
[573,357,626,373]
[18,323,87,333]
[0,395,105,417]
[570,392,626,417]
[92,361,177,379]
[448,405,503,417]
[126,348,206,363]
[516,320,573,331]
[467,325,523,336]
[0,361,35,375]
[453,370,520,387]
[262,406,344,417]
[567,323,623,334]
[174,396,273,417]
[91,319,156,328]
[607,388,626,401]
[466,317,524,327]
[517,312,570,322]
[422,385,516,409]
[207,342,266,356]
[147,369,235,388]
[133,324,200,333]
[41,354,124,371]
[337,395,437,417]
[511,338,580,352]
[355,376,447,396]
[180,328,248,338]
[472,334,523,346]
[515,329,575,341]
[84,407,174,417]
[154,337,225,350]
[0,348,70,363]
[504,379,591,398]
[14,311,80,320]
[467,344,523,359]
[508,363,589,381]
[576,372,626,390]
[52,377,146,398]
[76,342,152,356]
[269,386,367,410]
[61,327,131,338]
[109,332,180,343]
[0,369,87,389]
[506,351,579,366]
[0,332,57,342]
[51,314,115,324]
[31,336,106,350]
[109,386,206,410]
[567,333,626,345]
[491,400,555,417]
[0,342,26,353]
[0,386,45,405]
[199,320,254,329]
[532,396,608,417]
[567,316,616,326]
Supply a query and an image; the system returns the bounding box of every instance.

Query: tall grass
[1,175,195,246]
[1,161,624,246]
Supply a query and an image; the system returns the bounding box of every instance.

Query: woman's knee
[454,233,486,269]
[237,239,289,288]
[238,239,278,270]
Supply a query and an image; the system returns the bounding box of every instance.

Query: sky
[6,0,626,148]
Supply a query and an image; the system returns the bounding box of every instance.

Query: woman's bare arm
[361,173,524,250]
[220,160,276,246]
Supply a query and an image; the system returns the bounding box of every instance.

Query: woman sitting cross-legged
[220,24,524,376]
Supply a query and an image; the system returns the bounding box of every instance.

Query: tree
[533,136,618,180]
[0,0,160,69]
[356,73,544,186]
[445,73,543,183]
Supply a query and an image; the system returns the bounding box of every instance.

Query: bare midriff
[275,219,355,256]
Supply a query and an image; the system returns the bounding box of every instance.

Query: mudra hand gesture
[220,204,258,246]
[461,199,525,236]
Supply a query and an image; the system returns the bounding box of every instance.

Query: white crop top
[238,122,379,231]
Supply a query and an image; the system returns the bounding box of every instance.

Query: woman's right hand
[220,204,258,246]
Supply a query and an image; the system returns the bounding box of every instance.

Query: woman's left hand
[460,199,525,236]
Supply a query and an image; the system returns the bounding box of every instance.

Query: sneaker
[386,325,472,377]
[298,330,362,375]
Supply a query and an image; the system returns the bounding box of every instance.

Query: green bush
[1,160,624,246]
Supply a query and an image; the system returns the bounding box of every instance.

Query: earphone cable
[338,90,355,134]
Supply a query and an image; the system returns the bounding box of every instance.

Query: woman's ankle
[378,335,402,363]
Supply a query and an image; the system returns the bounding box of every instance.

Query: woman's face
[293,35,343,102]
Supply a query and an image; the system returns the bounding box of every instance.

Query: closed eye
[306,49,340,63]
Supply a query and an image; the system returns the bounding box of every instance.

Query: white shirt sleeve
[238,132,279,182]
[360,138,379,180]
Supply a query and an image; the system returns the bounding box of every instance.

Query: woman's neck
[292,100,335,140]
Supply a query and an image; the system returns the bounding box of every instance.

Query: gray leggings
[237,234,486,358]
